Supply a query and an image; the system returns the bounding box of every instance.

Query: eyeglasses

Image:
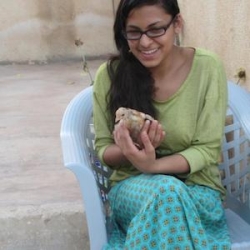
[123,17,175,40]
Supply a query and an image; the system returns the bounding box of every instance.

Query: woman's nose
[139,34,153,47]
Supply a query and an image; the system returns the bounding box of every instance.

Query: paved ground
[0,59,106,249]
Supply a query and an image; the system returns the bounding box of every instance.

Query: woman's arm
[102,144,128,166]
[113,120,190,174]
[103,119,165,167]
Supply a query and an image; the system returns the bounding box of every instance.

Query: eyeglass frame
[122,16,176,40]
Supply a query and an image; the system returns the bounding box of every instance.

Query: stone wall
[179,0,250,90]
[0,0,116,63]
[0,0,249,89]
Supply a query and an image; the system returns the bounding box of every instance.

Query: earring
[175,34,181,46]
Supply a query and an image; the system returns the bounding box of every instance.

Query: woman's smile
[138,48,160,64]
[141,48,158,55]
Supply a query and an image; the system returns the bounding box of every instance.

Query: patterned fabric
[103,174,231,250]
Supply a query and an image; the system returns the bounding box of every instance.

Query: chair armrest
[60,86,93,165]
[60,86,109,249]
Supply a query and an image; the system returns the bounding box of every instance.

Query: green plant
[75,39,94,85]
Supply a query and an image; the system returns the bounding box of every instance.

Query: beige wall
[0,0,249,89]
[0,0,116,62]
[178,0,250,90]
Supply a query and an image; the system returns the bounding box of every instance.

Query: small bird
[115,107,154,145]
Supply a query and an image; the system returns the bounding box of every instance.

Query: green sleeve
[93,63,114,164]
[178,58,228,175]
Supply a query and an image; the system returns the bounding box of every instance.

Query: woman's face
[125,5,179,70]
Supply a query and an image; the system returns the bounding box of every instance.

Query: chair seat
[226,209,250,249]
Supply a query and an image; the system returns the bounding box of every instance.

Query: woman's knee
[150,175,187,196]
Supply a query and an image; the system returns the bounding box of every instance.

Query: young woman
[93,0,231,249]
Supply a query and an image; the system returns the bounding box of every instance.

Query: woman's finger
[114,120,138,151]
[141,119,151,133]
[140,130,154,153]
[147,120,158,140]
[151,124,164,147]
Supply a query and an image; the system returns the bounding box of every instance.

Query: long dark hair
[107,0,180,122]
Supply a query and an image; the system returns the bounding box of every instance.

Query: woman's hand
[113,121,189,174]
[113,120,165,173]
[140,119,165,148]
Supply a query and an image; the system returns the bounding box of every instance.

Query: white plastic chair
[60,81,250,250]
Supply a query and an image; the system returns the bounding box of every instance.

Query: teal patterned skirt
[103,174,231,250]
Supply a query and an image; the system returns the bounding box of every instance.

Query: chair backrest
[221,82,250,207]
[60,81,250,249]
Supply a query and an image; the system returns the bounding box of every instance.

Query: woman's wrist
[151,154,190,175]
[103,144,129,167]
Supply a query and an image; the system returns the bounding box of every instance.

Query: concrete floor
[0,59,106,250]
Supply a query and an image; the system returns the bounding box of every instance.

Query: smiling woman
[93,0,231,249]
[124,5,181,71]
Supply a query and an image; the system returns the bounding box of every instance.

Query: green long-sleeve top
[93,48,228,198]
